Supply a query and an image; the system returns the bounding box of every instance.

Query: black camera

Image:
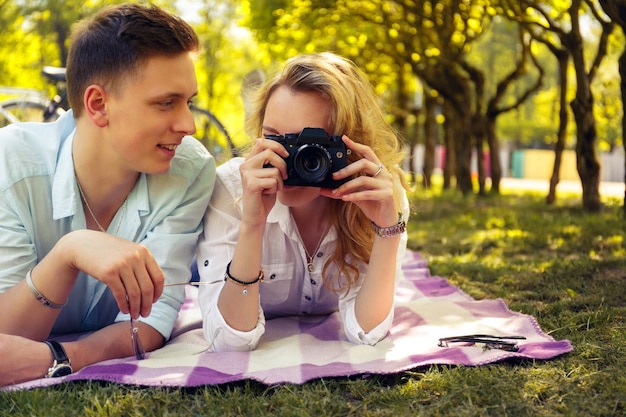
[264,127,350,188]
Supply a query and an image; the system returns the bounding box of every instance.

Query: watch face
[50,364,73,377]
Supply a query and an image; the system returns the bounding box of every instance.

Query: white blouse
[197,158,410,352]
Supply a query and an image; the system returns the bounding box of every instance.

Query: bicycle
[189,103,238,165]
[0,66,237,164]
[0,66,68,127]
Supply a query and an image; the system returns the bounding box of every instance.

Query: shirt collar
[51,129,150,225]
[266,198,337,243]
[51,129,80,221]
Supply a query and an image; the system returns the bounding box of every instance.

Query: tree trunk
[572,114,602,211]
[571,92,602,211]
[408,140,417,185]
[462,63,486,195]
[394,65,417,185]
[547,50,570,205]
[54,22,69,66]
[474,116,487,195]
[405,108,418,186]
[417,61,474,194]
[422,92,437,189]
[486,115,502,193]
[455,110,474,194]
[568,1,610,212]
[599,0,626,214]
[442,100,456,190]
[619,49,626,217]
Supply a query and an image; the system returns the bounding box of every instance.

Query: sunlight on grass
[3,183,625,417]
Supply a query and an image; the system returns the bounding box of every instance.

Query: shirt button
[316,252,323,258]
[269,274,276,280]
[304,295,311,301]
[203,260,209,267]
[310,279,317,285]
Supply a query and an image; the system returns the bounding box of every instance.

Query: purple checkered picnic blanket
[6,250,571,390]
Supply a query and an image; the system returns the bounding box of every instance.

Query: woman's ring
[372,164,383,177]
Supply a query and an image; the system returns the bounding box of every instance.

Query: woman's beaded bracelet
[371,213,406,238]
[224,261,264,295]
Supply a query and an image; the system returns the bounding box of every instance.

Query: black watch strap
[44,340,73,378]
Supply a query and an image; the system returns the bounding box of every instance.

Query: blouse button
[310,279,317,285]
[316,252,323,258]
[203,259,209,267]
[304,295,311,301]
[269,274,276,280]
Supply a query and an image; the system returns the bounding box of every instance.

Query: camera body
[264,127,350,188]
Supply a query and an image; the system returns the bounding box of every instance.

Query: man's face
[103,53,198,175]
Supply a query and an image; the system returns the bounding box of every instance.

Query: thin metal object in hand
[163,280,223,287]
[128,281,219,360]
[130,316,145,360]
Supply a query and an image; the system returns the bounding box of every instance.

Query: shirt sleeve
[203,280,266,352]
[338,190,411,345]
[0,187,36,289]
[196,158,266,351]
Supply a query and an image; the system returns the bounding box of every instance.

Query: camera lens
[293,144,332,184]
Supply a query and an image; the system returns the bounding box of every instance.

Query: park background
[0,0,624,210]
[1,2,625,415]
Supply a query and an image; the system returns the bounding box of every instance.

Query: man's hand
[0,333,52,387]
[0,320,166,388]
[0,229,165,340]
[60,230,165,319]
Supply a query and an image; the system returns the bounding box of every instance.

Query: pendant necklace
[304,224,329,273]
[77,177,127,236]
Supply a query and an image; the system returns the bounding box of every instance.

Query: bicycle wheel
[190,104,237,165]
[0,98,64,127]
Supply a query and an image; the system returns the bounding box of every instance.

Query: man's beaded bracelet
[371,213,406,238]
[224,261,264,295]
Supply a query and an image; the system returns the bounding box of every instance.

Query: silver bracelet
[25,270,67,309]
[371,213,406,238]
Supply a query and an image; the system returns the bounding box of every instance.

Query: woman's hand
[320,135,399,228]
[238,137,290,228]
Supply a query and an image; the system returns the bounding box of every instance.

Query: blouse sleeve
[338,189,411,345]
[196,158,266,352]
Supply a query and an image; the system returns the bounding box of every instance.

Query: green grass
[2,185,625,416]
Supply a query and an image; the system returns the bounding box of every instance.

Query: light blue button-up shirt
[0,111,215,339]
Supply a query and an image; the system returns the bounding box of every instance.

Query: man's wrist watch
[44,340,73,378]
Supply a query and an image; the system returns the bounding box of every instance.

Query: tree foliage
[0,0,623,209]
[244,1,553,195]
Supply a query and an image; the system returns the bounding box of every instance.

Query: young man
[0,3,215,386]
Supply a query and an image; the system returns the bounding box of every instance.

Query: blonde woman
[197,52,410,351]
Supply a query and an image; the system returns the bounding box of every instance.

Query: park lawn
[1,184,625,416]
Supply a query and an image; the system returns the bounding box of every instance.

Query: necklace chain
[76,177,126,236]
[305,224,329,273]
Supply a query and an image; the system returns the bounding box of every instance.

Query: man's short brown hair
[66,3,200,118]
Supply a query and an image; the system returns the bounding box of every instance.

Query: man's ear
[83,85,109,127]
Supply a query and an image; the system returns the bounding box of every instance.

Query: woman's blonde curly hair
[246,52,409,294]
